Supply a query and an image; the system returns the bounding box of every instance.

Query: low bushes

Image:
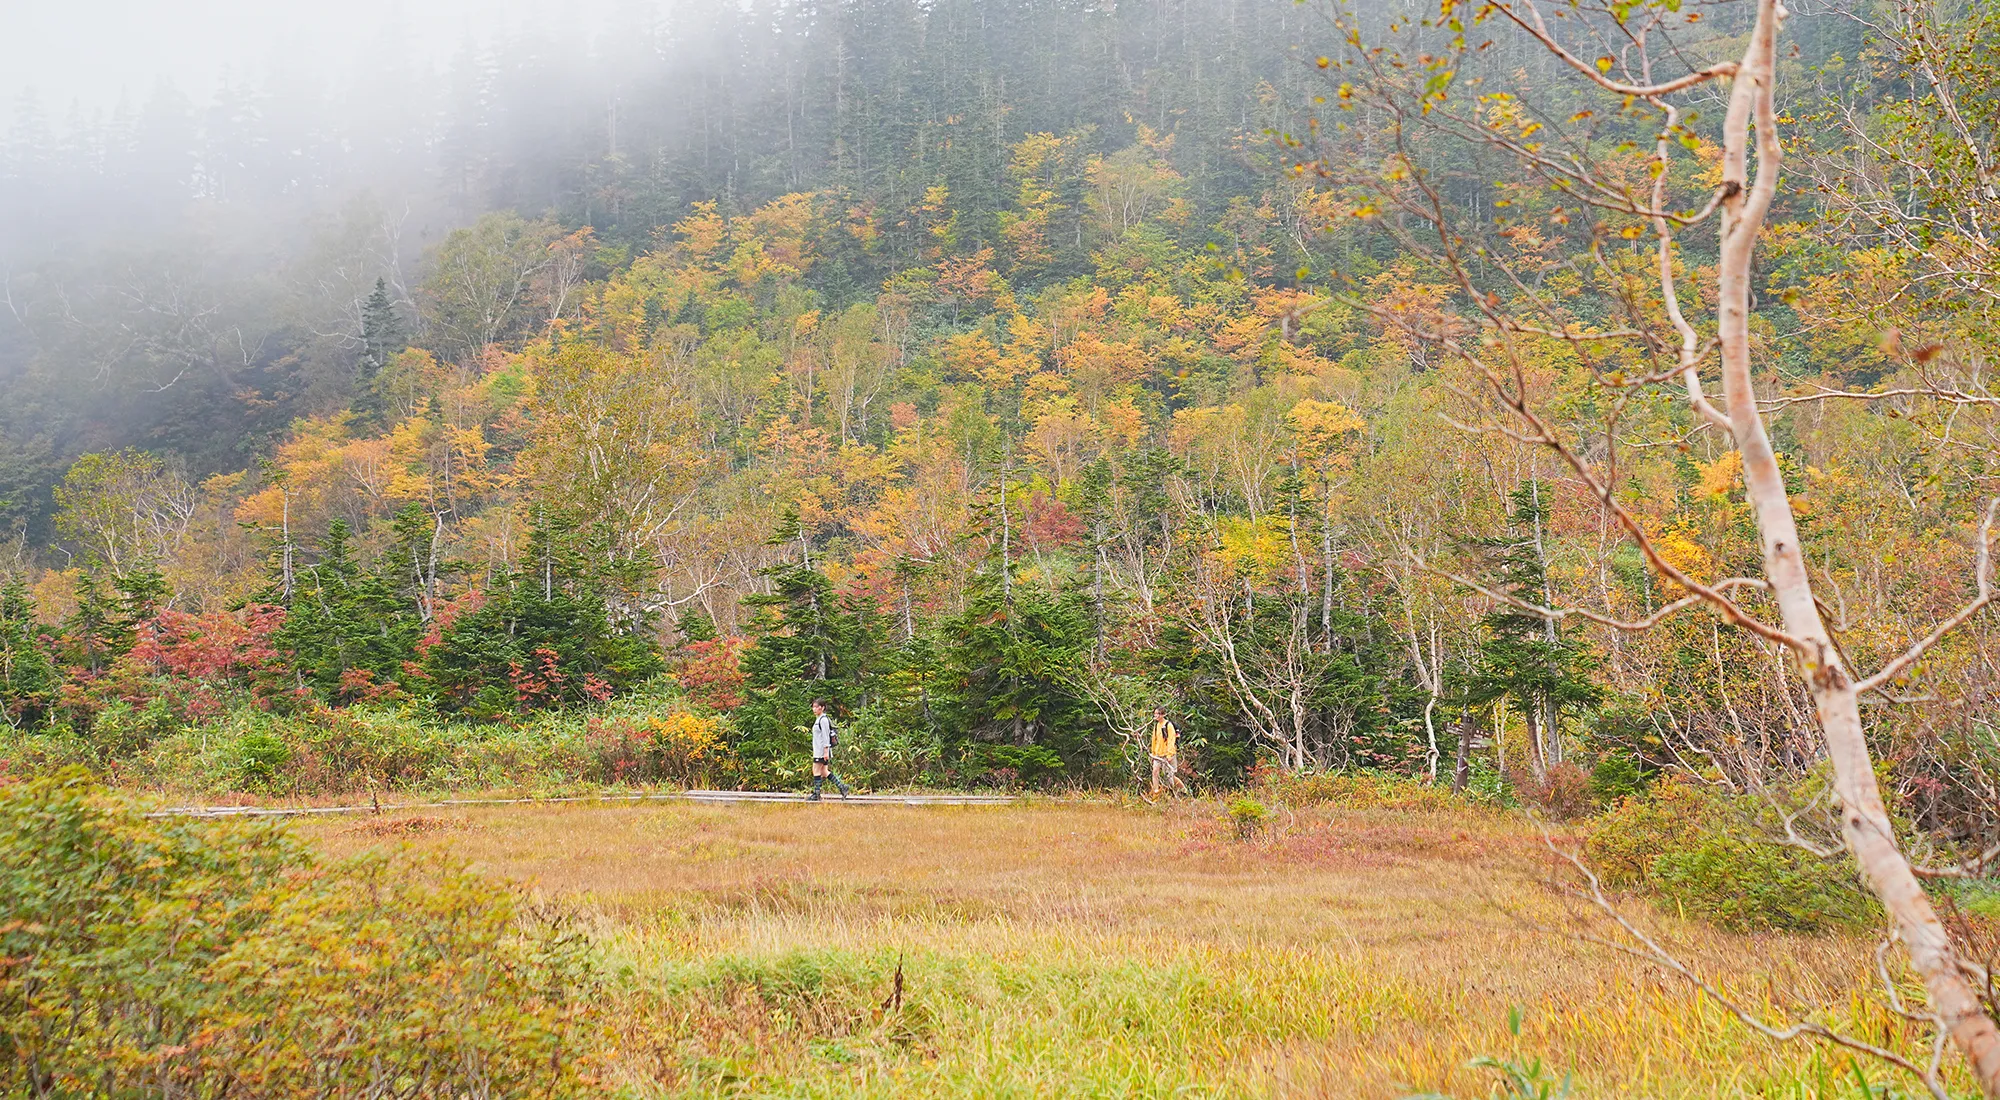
[1227,796,1271,839]
[1517,762,1596,821]
[1585,777,1879,932]
[582,710,732,787]
[0,678,735,796]
[0,770,601,1095]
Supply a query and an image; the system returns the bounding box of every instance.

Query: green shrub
[1588,753,1648,804]
[1585,778,1877,932]
[1460,758,1515,807]
[236,729,292,790]
[0,770,602,1094]
[1227,796,1271,840]
[89,696,183,758]
[1,677,733,796]
[828,706,947,789]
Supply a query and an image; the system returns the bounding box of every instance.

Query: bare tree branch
[1856,498,2000,694]
[1537,828,1953,1100]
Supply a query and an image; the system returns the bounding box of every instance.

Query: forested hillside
[0,0,1994,840]
[0,0,1321,510]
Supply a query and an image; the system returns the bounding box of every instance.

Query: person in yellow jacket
[1148,707,1189,798]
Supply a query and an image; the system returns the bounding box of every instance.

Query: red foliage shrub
[583,712,728,786]
[335,667,403,705]
[413,590,485,657]
[1522,762,1596,821]
[671,637,748,711]
[60,604,294,730]
[1023,492,1084,548]
[507,646,567,709]
[129,604,285,683]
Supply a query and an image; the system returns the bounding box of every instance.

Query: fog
[3,0,639,113]
[1,0,705,267]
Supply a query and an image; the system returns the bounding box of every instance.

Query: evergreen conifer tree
[934,557,1098,784]
[114,567,167,629]
[272,519,422,699]
[676,606,717,643]
[59,564,165,673]
[1462,480,1602,780]
[385,502,450,621]
[0,576,59,726]
[421,513,662,719]
[735,508,869,768]
[354,277,406,429]
[61,570,119,674]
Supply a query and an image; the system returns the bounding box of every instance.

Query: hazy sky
[3,0,648,117]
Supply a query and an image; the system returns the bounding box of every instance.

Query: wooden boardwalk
[148,789,1016,819]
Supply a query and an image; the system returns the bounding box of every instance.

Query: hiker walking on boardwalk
[1149,706,1188,799]
[809,698,851,801]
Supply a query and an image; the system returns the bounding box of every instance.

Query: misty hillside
[0,0,1333,530]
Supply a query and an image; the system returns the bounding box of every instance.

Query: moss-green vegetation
[0,772,599,1095]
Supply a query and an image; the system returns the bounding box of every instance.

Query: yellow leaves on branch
[1287,399,1366,461]
[1214,515,1295,587]
[523,340,708,547]
[1478,92,1542,140]
[1100,399,1150,449]
[1648,522,1715,594]
[1001,131,1086,270]
[1696,450,1743,501]
[1212,287,1326,363]
[933,248,1018,314]
[1364,263,1460,350]
[1024,398,1102,485]
[940,331,1035,389]
[234,409,484,533]
[674,193,819,289]
[1084,123,1185,240]
[1057,331,1154,394]
[673,201,727,264]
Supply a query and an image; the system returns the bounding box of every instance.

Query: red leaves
[128,604,286,683]
[671,637,748,711]
[1023,492,1084,550]
[335,667,401,705]
[507,646,567,708]
[415,590,486,657]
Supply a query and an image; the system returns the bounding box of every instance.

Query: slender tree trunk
[1451,712,1476,794]
[1717,3,2000,1087]
[279,489,294,602]
[1529,478,1561,771]
[1290,455,1309,594]
[1321,500,1335,649]
[1523,704,1546,784]
[1000,440,1012,610]
[1092,542,1107,659]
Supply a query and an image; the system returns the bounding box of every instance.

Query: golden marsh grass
[303,798,1938,1098]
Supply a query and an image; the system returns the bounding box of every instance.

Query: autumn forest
[0,0,1991,815]
[8,0,2000,1093]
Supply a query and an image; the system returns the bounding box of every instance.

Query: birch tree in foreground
[1314,0,2000,1091]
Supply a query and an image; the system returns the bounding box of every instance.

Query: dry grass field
[303,797,1932,1099]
